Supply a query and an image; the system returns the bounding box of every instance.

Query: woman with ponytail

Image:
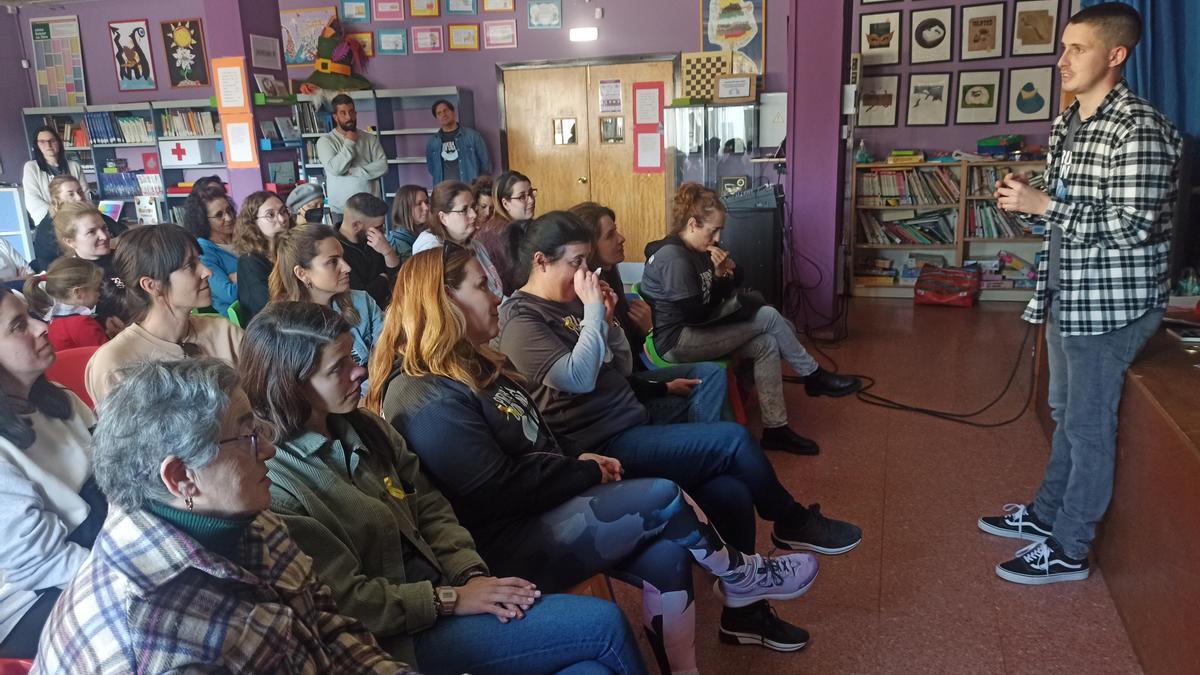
[640,182,862,456]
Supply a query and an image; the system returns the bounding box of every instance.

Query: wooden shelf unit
[849,159,1046,301]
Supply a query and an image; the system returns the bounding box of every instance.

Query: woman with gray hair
[34,357,413,674]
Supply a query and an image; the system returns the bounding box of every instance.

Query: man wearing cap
[287,182,326,226]
[317,94,387,217]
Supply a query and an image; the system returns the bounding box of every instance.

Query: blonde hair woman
[32,175,125,272]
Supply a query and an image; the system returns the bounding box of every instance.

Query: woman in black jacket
[367,247,820,672]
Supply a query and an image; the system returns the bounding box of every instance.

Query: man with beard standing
[336,193,400,307]
[317,94,388,218]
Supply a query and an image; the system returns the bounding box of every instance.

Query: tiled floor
[610,298,1143,674]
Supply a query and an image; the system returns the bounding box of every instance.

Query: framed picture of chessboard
[681,50,732,99]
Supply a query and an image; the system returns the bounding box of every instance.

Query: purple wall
[277,0,789,166]
[851,0,1066,158]
[0,11,34,185]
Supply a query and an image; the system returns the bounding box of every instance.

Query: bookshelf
[849,159,1047,301]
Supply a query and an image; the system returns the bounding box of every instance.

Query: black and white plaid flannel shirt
[1022,80,1183,335]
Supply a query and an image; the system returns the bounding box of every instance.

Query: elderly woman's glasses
[218,430,262,460]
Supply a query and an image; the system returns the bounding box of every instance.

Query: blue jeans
[604,419,797,552]
[629,361,725,424]
[1031,298,1164,559]
[412,593,646,675]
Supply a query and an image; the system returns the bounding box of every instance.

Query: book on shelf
[97,172,143,199]
[853,268,898,287]
[967,202,1038,238]
[295,102,333,135]
[857,166,960,206]
[303,139,324,166]
[134,196,161,224]
[97,200,124,221]
[968,164,1046,196]
[159,109,218,138]
[275,116,301,141]
[858,210,957,246]
[136,173,164,196]
[83,112,154,145]
[886,149,926,164]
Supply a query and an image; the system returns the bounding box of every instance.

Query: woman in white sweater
[0,285,105,659]
[22,126,88,225]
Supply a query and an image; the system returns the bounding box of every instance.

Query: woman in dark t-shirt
[367,246,821,670]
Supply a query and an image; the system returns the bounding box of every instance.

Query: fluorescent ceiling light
[569,27,599,42]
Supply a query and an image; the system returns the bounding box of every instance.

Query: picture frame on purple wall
[342,0,372,23]
[483,19,517,48]
[1011,0,1060,56]
[378,28,409,55]
[955,69,1002,124]
[373,0,406,21]
[960,3,1005,61]
[910,6,952,65]
[860,11,901,66]
[1006,66,1054,122]
[447,0,477,15]
[161,19,209,88]
[906,72,951,126]
[857,75,900,128]
[110,19,157,92]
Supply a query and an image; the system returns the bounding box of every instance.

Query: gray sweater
[315,129,387,213]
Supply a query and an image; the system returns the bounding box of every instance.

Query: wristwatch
[433,586,458,617]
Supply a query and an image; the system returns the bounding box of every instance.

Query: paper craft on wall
[411,26,445,53]
[483,19,517,48]
[528,0,561,29]
[29,16,88,106]
[910,7,951,64]
[280,6,338,66]
[1007,66,1054,122]
[373,0,406,20]
[860,11,901,66]
[110,19,156,91]
[1012,0,1059,56]
[961,3,1005,61]
[956,69,1002,124]
[249,33,282,71]
[161,19,209,88]
[378,28,408,54]
[702,0,765,75]
[448,0,478,15]
[483,0,514,11]
[448,24,479,50]
[857,75,899,127]
[410,0,440,18]
[906,72,951,126]
[342,0,371,22]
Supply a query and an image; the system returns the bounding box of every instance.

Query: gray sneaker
[715,553,819,608]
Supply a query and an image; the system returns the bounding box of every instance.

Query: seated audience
[287,182,326,226]
[0,287,105,659]
[572,200,726,422]
[32,175,125,272]
[22,126,88,225]
[182,186,240,315]
[470,175,494,224]
[412,181,503,298]
[270,223,383,390]
[22,258,107,351]
[85,224,241,403]
[235,190,293,321]
[640,183,862,455]
[369,247,821,670]
[0,238,32,283]
[34,358,411,673]
[386,185,429,263]
[499,213,863,573]
[473,170,535,296]
[240,301,646,674]
[335,192,400,308]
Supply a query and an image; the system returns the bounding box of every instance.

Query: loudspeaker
[720,206,783,307]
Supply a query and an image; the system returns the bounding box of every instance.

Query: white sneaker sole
[719,628,809,652]
[977,518,1050,542]
[771,533,862,555]
[994,565,1090,585]
[713,568,819,608]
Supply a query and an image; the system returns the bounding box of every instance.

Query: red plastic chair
[45,345,101,410]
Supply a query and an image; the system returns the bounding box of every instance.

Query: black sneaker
[803,367,862,398]
[996,537,1090,585]
[978,503,1053,542]
[761,426,820,455]
[772,503,862,555]
[719,601,810,652]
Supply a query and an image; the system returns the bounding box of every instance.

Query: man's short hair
[431,99,456,117]
[331,93,355,111]
[344,192,389,219]
[1068,3,1142,53]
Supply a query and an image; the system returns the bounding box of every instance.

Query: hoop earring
[185,495,194,511]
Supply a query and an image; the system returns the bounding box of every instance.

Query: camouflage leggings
[481,478,745,675]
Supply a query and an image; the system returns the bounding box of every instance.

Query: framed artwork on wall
[377,28,408,55]
[373,0,406,20]
[341,0,371,22]
[248,33,282,71]
[346,32,375,57]
[411,25,445,53]
[906,72,951,126]
[860,11,901,66]
[528,0,561,29]
[955,69,1002,124]
[448,24,479,50]
[482,0,514,11]
[447,0,477,15]
[410,0,440,18]
[960,3,1004,61]
[280,6,338,67]
[910,6,952,64]
[161,19,209,88]
[1012,0,1059,56]
[1007,66,1054,122]
[483,19,517,48]
[702,0,765,75]
[110,19,157,91]
[858,75,900,127]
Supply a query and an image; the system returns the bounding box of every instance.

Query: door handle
[577,177,589,184]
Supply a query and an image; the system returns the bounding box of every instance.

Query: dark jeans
[1031,298,1164,559]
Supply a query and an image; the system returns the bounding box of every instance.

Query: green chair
[226,300,244,328]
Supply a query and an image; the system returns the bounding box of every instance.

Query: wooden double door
[503,59,674,262]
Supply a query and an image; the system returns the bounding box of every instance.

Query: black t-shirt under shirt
[439,126,462,182]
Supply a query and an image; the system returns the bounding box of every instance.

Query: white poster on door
[599,79,622,114]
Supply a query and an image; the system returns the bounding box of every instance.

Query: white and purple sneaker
[715,553,819,608]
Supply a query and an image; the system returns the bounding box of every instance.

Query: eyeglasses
[442,241,466,283]
[445,204,477,216]
[218,430,262,460]
[257,209,287,222]
[208,208,235,222]
[37,139,59,146]
[511,189,538,202]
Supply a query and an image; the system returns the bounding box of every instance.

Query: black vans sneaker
[719,601,810,652]
[978,503,1053,542]
[995,537,1090,585]
[772,504,863,555]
